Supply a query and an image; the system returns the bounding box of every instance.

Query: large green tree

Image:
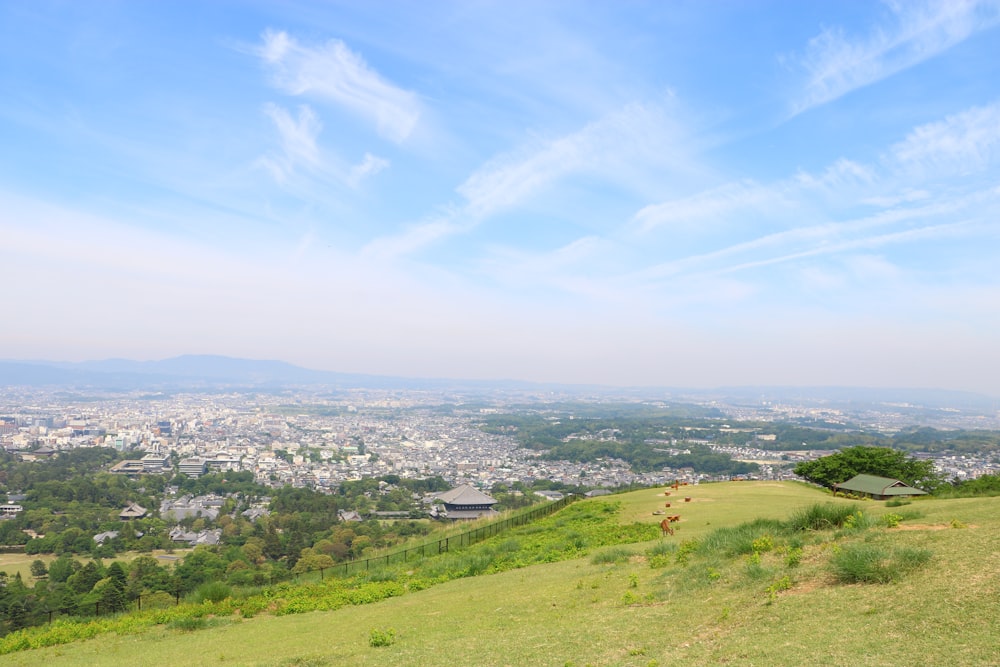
[794,446,942,490]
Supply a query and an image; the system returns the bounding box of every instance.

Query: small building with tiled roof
[834,474,928,500]
[436,484,499,521]
[119,502,147,520]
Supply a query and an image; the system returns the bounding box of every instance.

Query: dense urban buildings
[2,388,998,493]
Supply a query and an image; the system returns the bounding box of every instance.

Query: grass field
[6,482,1000,666]
[0,550,190,581]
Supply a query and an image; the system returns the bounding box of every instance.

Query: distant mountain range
[0,355,996,412]
[0,355,558,393]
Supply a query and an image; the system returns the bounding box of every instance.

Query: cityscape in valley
[4,356,1000,500]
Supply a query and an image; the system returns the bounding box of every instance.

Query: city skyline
[2,2,1000,394]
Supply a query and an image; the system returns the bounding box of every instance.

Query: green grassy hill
[7,482,999,667]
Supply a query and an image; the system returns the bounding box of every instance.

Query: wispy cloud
[254,103,392,192]
[632,180,790,234]
[348,152,390,187]
[364,102,690,259]
[632,182,995,290]
[476,236,619,300]
[789,0,1000,114]
[361,213,464,261]
[255,103,322,182]
[257,29,420,143]
[890,99,1000,174]
[458,102,684,219]
[794,158,875,191]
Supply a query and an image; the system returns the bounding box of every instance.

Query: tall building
[179,457,206,479]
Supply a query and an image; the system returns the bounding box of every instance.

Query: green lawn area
[5,483,999,667]
[0,549,190,581]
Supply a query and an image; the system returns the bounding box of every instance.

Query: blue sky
[2,1,1000,393]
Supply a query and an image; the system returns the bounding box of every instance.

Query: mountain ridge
[0,355,997,411]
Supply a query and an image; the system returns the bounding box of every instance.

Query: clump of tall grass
[742,551,773,582]
[829,544,932,584]
[168,616,208,632]
[591,546,634,565]
[836,510,882,535]
[645,540,677,569]
[697,518,785,557]
[786,503,860,531]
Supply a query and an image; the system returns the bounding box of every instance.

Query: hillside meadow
[6,481,1000,667]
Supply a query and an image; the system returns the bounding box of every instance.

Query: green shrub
[645,541,676,569]
[620,590,639,605]
[675,540,700,565]
[885,498,911,507]
[194,581,232,604]
[368,627,396,647]
[784,546,804,568]
[141,591,176,610]
[765,575,793,604]
[751,535,775,554]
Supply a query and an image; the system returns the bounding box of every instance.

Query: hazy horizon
[2,2,999,395]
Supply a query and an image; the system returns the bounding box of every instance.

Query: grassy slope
[8,482,1000,667]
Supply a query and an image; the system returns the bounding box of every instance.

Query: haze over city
[2,1,999,394]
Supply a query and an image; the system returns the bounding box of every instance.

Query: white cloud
[630,177,997,289]
[258,29,420,143]
[476,236,619,300]
[256,103,322,182]
[861,189,930,207]
[364,102,688,259]
[361,214,464,261]
[458,102,683,219]
[632,180,789,234]
[790,0,1000,114]
[347,152,390,187]
[890,100,1000,174]
[794,158,875,191]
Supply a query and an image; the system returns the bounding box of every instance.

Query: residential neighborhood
[2,388,999,499]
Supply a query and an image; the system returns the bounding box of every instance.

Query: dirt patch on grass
[893,524,951,531]
[789,577,825,595]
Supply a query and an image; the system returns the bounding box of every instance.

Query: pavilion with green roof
[833,474,929,500]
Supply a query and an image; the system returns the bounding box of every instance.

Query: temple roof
[436,484,497,506]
